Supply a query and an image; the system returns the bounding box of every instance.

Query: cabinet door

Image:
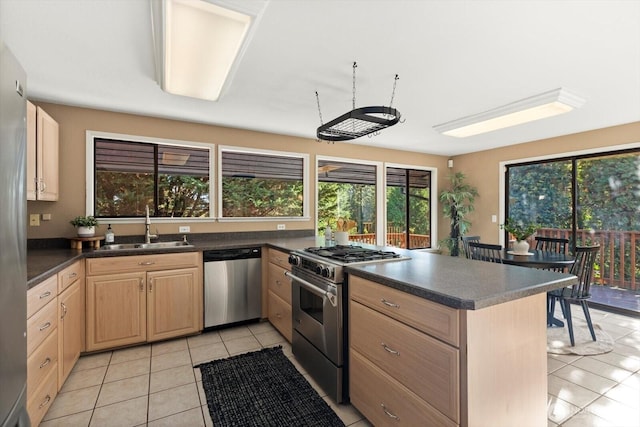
[147,267,201,342]
[26,101,37,200]
[36,106,59,201]
[58,280,83,388]
[86,272,146,351]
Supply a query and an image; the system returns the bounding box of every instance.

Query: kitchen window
[87,132,212,219]
[386,166,432,249]
[218,147,308,219]
[317,158,380,244]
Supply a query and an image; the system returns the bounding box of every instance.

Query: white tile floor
[39,307,639,427]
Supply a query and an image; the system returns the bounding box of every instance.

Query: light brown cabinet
[57,261,85,388]
[349,275,548,427]
[85,252,202,352]
[266,248,292,342]
[26,274,58,427]
[26,101,59,201]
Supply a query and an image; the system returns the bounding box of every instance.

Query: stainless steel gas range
[286,245,408,403]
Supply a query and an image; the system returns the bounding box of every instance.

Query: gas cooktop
[303,245,404,264]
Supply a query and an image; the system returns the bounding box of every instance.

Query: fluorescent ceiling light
[151,0,267,101]
[433,88,586,138]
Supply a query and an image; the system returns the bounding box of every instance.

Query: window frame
[85,130,215,223]
[217,145,310,222]
[316,155,383,244]
[499,142,640,246]
[384,162,437,250]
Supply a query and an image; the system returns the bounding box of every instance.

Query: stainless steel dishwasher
[203,247,262,328]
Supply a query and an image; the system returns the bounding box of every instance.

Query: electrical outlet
[29,214,40,226]
[42,213,52,221]
[179,226,190,233]
[277,224,285,230]
[491,214,497,223]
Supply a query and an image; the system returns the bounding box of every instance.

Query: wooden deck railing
[536,228,639,291]
[348,233,431,249]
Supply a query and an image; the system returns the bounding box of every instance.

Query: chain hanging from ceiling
[315,62,402,142]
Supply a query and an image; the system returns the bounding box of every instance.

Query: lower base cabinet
[85,253,203,352]
[349,275,548,427]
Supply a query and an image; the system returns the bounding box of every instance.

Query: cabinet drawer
[57,260,84,293]
[27,298,57,356]
[27,275,57,319]
[86,251,199,275]
[27,365,57,427]
[351,350,457,427]
[27,328,58,395]
[268,291,292,342]
[349,275,459,347]
[268,248,290,270]
[268,263,291,304]
[350,300,460,422]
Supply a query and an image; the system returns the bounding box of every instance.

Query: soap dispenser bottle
[105,224,115,244]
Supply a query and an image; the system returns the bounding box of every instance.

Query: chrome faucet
[145,205,159,244]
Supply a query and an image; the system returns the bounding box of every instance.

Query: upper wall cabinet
[27,101,59,201]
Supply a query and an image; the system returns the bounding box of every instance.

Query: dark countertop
[28,236,576,311]
[27,236,319,288]
[345,252,576,310]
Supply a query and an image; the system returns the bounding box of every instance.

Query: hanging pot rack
[315,62,402,142]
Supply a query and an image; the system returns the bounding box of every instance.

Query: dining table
[502,249,576,327]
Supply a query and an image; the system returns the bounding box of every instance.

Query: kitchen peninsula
[346,255,575,426]
[26,237,575,427]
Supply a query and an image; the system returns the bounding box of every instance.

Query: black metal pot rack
[315,62,402,142]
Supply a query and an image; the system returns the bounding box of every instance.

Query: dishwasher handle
[203,247,261,262]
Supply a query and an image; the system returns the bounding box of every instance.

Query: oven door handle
[285,271,338,307]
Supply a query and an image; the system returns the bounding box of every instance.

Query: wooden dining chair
[535,236,569,254]
[547,245,600,346]
[461,235,481,259]
[468,242,503,263]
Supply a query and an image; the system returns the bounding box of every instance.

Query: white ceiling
[1,0,639,156]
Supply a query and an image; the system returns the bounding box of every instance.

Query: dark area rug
[196,346,345,427]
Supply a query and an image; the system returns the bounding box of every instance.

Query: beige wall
[28,102,449,239]
[453,122,640,245]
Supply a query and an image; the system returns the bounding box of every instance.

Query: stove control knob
[288,254,300,266]
[315,265,324,275]
[321,266,333,278]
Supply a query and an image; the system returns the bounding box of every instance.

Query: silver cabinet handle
[39,395,51,409]
[381,404,399,420]
[40,357,51,369]
[149,278,153,292]
[61,302,67,319]
[381,342,400,356]
[139,279,144,291]
[138,261,155,266]
[381,299,400,308]
[68,272,77,278]
[39,322,51,331]
[39,291,51,299]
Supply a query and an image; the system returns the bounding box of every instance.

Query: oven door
[287,269,342,366]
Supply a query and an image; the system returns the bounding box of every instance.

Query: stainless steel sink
[100,241,194,251]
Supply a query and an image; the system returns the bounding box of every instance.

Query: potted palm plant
[439,172,478,256]
[70,215,98,237]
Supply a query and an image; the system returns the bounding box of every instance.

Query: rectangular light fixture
[433,88,586,138]
[151,0,267,101]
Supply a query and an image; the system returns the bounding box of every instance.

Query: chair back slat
[567,245,600,299]
[468,242,503,263]
[534,236,569,254]
[461,235,481,259]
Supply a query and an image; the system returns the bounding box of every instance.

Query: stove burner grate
[304,245,401,263]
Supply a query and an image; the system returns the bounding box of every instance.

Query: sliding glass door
[506,148,640,310]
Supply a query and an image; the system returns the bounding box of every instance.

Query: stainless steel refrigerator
[0,40,31,427]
